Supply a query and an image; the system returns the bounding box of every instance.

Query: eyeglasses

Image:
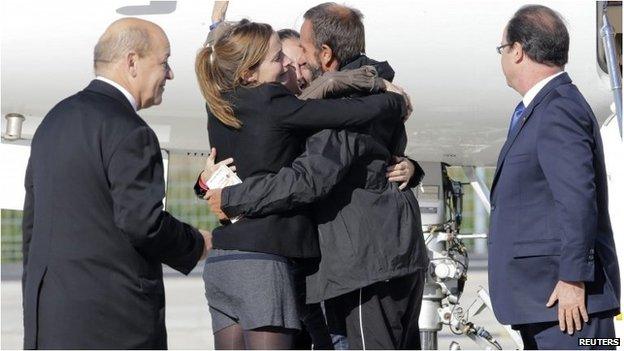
[162,61,171,72]
[496,43,513,55]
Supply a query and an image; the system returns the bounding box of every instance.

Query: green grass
[1,210,23,262]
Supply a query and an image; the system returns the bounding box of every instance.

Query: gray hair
[93,25,152,73]
[303,2,365,66]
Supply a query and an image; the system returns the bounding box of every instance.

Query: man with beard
[279,27,394,350]
[206,3,428,349]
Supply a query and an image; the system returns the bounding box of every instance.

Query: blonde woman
[195,20,407,349]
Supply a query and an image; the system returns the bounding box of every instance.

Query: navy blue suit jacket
[488,73,620,325]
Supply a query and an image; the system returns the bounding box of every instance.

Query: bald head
[94,18,165,74]
[93,18,173,110]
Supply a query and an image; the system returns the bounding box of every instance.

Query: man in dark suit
[489,5,620,349]
[22,18,210,349]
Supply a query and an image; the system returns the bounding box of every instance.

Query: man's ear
[127,51,139,78]
[512,42,524,64]
[319,44,336,69]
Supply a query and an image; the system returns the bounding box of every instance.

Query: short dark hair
[506,5,569,67]
[277,29,300,41]
[303,2,365,65]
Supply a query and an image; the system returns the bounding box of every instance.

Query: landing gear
[415,163,520,350]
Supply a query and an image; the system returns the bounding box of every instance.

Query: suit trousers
[514,309,618,350]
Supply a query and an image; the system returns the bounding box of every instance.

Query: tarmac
[1,257,527,350]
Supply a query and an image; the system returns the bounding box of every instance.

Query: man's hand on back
[205,188,228,221]
[386,156,415,190]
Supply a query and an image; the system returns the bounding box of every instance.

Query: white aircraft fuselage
[1,0,617,166]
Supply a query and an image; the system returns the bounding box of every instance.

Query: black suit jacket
[22,79,205,349]
[209,83,406,258]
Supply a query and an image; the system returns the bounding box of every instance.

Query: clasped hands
[201,149,417,220]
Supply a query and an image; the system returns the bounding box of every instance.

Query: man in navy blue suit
[488,5,620,349]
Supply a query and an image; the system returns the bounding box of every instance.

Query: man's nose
[283,55,293,67]
[294,63,303,80]
[167,66,174,80]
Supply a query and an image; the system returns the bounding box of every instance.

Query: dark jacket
[22,80,205,349]
[341,55,424,186]
[221,57,429,302]
[209,83,406,258]
[488,73,620,325]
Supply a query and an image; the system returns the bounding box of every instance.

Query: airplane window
[116,1,177,15]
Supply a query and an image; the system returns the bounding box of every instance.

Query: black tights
[214,324,296,350]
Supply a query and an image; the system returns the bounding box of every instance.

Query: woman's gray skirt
[203,249,301,333]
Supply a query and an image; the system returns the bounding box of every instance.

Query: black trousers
[514,309,618,350]
[291,258,334,350]
[324,270,426,350]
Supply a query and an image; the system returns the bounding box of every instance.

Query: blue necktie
[507,101,525,137]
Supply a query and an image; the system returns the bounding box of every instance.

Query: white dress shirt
[95,76,138,111]
[522,71,565,107]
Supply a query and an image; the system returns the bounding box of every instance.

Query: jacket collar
[83,79,137,114]
[522,71,565,108]
[340,54,395,81]
[491,72,572,196]
[95,76,138,111]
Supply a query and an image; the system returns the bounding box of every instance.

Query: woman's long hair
[195,20,273,129]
